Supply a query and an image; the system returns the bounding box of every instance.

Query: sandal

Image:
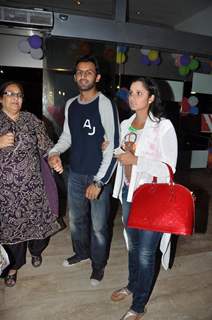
[31,255,42,267]
[4,271,17,287]
[111,286,132,302]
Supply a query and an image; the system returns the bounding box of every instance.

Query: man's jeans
[68,170,112,270]
[122,184,162,313]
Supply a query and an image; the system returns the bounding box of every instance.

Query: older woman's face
[0,84,23,116]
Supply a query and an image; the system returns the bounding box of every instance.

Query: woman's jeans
[68,170,112,270]
[122,184,162,313]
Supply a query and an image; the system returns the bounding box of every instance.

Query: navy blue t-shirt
[68,96,105,175]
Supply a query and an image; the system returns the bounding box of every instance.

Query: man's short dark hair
[74,55,100,74]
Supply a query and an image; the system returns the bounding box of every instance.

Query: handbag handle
[152,163,174,184]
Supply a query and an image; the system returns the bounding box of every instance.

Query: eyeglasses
[3,91,24,99]
[75,70,96,78]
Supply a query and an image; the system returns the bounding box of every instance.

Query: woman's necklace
[128,125,138,133]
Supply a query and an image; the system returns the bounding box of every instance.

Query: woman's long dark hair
[130,77,164,121]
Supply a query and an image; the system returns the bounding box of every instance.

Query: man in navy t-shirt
[48,55,119,286]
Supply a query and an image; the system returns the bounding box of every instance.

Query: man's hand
[0,132,15,148]
[48,154,64,174]
[85,183,102,200]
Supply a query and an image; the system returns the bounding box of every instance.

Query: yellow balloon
[116,52,126,64]
[148,50,159,61]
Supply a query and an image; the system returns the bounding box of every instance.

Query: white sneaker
[90,278,101,287]
[90,268,104,286]
[62,255,89,267]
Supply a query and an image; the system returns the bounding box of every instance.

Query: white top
[113,112,178,270]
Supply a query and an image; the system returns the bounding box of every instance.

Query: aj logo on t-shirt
[83,119,96,136]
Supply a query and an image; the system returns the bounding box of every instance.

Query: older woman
[0,81,61,287]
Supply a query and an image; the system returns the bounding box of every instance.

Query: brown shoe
[111,286,132,302]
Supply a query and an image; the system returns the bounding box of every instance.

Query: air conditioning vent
[0,6,53,28]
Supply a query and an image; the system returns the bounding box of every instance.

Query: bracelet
[93,180,104,188]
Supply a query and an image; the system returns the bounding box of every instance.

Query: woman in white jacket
[111,77,178,320]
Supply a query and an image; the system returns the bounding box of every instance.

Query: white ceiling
[0,0,212,33]
[1,0,212,55]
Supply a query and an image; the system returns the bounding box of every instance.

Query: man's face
[74,61,101,91]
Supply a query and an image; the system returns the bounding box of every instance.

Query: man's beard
[77,80,96,91]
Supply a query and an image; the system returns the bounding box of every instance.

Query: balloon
[140,54,150,65]
[18,39,31,53]
[140,48,150,55]
[148,50,159,61]
[175,55,181,67]
[30,48,43,60]
[28,35,42,49]
[189,59,199,71]
[201,62,211,74]
[117,46,127,53]
[178,65,190,76]
[181,97,190,113]
[116,88,129,102]
[151,57,161,65]
[116,52,126,64]
[188,96,199,106]
[79,41,91,55]
[180,54,191,66]
[190,106,199,115]
[171,53,178,59]
[103,47,115,62]
[47,105,65,126]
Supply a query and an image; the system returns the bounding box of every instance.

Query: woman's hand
[115,151,138,166]
[48,154,64,174]
[0,132,15,148]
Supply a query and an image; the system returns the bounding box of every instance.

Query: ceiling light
[73,0,81,6]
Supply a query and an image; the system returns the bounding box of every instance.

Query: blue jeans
[68,170,112,270]
[122,184,162,313]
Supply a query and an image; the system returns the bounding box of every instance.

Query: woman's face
[0,84,23,117]
[128,81,154,114]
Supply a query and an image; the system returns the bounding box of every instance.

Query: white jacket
[113,113,178,269]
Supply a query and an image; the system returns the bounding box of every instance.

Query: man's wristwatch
[93,180,104,188]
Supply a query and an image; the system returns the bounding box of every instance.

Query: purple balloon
[140,54,150,65]
[201,62,211,74]
[151,57,161,65]
[28,35,42,49]
[180,54,191,66]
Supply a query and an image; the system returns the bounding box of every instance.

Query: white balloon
[18,39,31,53]
[171,53,178,59]
[188,96,199,106]
[140,48,150,55]
[30,48,43,60]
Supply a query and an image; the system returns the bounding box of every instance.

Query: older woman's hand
[48,154,64,174]
[0,132,15,149]
[115,151,138,166]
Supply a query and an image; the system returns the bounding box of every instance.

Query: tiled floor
[1,169,212,320]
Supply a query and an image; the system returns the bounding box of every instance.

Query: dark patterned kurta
[0,110,60,244]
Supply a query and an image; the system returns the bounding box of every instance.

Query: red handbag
[127,164,195,235]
